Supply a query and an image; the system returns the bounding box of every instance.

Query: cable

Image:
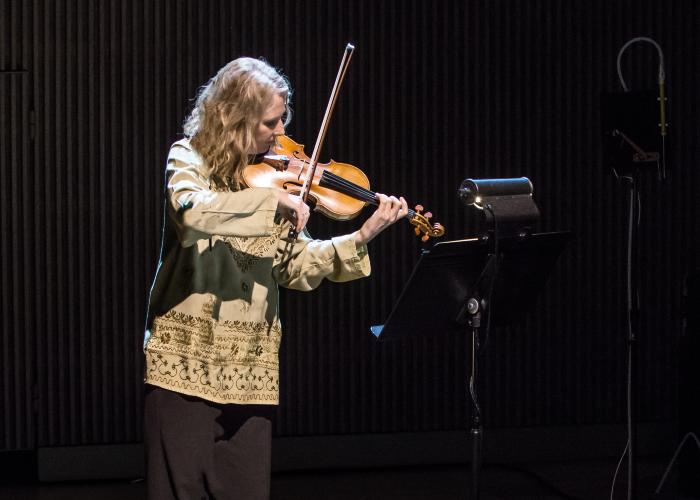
[493,462,586,500]
[609,440,630,500]
[468,359,481,419]
[479,204,498,353]
[655,432,700,494]
[616,37,665,92]
[625,176,635,339]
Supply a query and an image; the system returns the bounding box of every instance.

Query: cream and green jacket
[144,139,371,405]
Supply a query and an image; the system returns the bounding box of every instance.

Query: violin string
[321,171,417,219]
[282,155,436,233]
[289,158,375,203]
[291,158,368,197]
[321,171,376,203]
[295,160,377,205]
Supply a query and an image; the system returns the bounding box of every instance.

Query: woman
[143,57,407,499]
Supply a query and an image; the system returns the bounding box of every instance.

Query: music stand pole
[466,296,483,500]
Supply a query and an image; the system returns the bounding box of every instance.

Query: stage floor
[0,456,696,500]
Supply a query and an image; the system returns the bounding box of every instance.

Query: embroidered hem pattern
[144,311,282,405]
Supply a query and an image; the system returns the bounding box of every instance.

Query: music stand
[371,231,569,499]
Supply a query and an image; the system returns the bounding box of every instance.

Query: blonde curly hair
[184,57,291,189]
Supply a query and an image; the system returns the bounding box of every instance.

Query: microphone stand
[624,170,640,500]
[613,131,658,500]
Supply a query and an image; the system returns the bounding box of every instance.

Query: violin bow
[289,43,355,239]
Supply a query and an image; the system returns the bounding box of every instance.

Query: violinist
[142,57,408,500]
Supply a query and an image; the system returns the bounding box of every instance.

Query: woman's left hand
[355,194,409,246]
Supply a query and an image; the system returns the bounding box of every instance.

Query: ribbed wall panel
[1,0,33,450]
[1,0,698,449]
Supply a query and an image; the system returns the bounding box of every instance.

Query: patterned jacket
[144,139,371,404]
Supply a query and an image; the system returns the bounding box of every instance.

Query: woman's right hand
[276,191,310,234]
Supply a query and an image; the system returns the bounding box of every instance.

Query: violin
[242,135,445,241]
[243,43,444,241]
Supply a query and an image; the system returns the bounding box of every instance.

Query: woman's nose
[274,119,285,135]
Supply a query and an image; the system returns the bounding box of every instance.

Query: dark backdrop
[1,0,699,450]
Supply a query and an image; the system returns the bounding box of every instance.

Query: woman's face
[251,94,286,154]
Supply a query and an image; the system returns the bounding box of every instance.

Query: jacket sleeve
[272,230,371,291]
[165,140,280,247]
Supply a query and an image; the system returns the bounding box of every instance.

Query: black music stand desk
[370,231,569,499]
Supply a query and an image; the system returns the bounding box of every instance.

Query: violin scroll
[410,204,445,242]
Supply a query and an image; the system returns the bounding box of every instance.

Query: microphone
[658,78,668,137]
[658,62,668,178]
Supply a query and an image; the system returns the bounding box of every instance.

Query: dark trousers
[144,385,275,500]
